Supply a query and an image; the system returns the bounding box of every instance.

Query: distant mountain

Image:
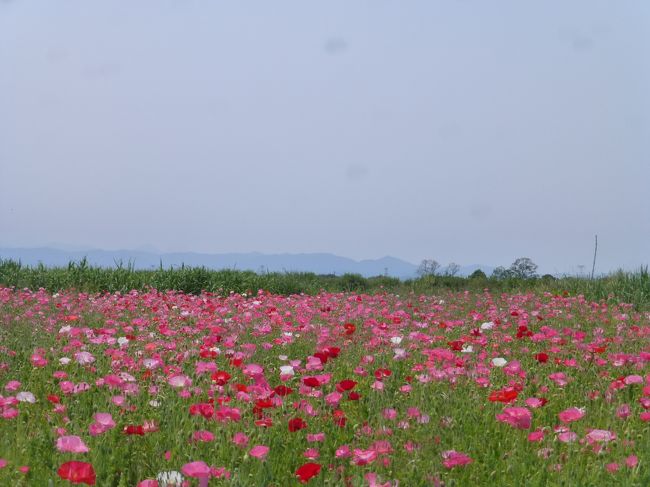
[0,247,494,279]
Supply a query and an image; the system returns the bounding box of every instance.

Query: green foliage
[1,259,649,309]
[469,269,487,279]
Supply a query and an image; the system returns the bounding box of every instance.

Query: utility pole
[590,235,598,280]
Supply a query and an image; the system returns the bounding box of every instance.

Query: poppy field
[0,286,648,486]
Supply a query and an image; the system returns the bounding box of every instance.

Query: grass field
[1,259,649,310]
[0,285,648,485]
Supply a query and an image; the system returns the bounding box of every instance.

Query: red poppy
[273,385,293,396]
[332,409,347,427]
[58,461,96,485]
[374,368,392,380]
[516,325,533,339]
[123,425,145,435]
[295,462,321,483]
[336,379,357,392]
[324,346,341,358]
[534,352,549,363]
[255,417,273,427]
[303,377,321,388]
[588,344,607,354]
[189,403,214,418]
[216,396,230,406]
[313,352,329,364]
[343,323,356,335]
[47,394,61,404]
[199,348,218,359]
[489,388,519,403]
[211,370,231,386]
[288,417,307,432]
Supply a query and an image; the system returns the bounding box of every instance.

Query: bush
[469,269,487,279]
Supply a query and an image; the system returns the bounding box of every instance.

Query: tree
[417,259,440,277]
[444,262,461,276]
[469,269,487,279]
[491,266,511,280]
[508,257,538,279]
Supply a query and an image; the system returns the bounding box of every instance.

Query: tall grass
[0,259,649,309]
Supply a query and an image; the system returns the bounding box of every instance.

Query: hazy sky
[1,1,648,274]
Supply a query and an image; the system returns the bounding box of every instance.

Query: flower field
[0,287,648,486]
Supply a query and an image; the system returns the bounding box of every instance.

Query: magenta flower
[496,407,532,429]
[167,375,192,388]
[558,407,585,424]
[249,445,270,460]
[181,461,211,478]
[56,435,90,453]
[352,448,378,466]
[585,429,616,444]
[441,450,473,469]
[232,432,249,447]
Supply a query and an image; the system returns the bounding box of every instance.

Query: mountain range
[0,247,494,279]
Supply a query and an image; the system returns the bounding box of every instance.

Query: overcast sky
[1,1,648,274]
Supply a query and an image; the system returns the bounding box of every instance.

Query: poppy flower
[534,352,549,363]
[312,352,329,364]
[323,347,340,358]
[332,409,347,427]
[181,461,211,478]
[374,368,392,380]
[289,417,307,432]
[211,371,231,386]
[489,387,518,403]
[336,379,357,392]
[58,461,96,485]
[585,429,616,444]
[524,397,548,408]
[496,407,532,429]
[295,463,321,483]
[558,407,585,424]
[249,445,270,459]
[255,417,274,427]
[302,377,321,388]
[273,385,293,396]
[441,450,473,469]
[123,425,145,435]
[352,448,377,465]
[56,436,90,453]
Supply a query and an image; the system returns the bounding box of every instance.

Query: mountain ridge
[0,247,495,279]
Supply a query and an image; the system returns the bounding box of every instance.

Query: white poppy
[491,357,508,367]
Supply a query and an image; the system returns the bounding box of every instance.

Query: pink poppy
[353,449,378,466]
[181,461,211,478]
[558,407,585,423]
[441,450,473,469]
[496,407,532,429]
[56,436,90,453]
[249,445,270,459]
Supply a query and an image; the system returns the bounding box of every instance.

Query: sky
[1,0,649,275]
